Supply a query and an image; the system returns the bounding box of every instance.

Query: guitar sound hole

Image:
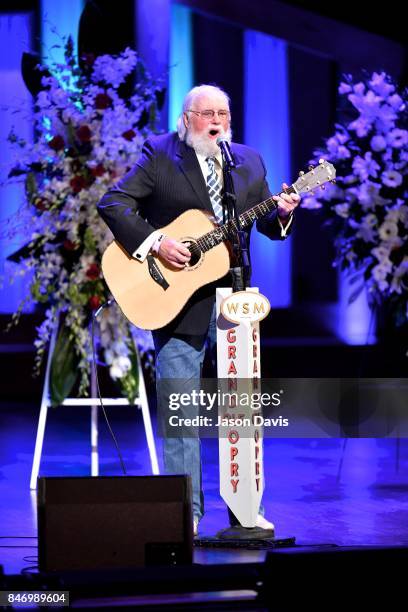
[182,239,201,267]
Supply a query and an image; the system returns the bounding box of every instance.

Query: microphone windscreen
[216,135,228,146]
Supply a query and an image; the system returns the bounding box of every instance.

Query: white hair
[176,84,230,141]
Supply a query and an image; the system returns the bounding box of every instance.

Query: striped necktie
[206,157,223,224]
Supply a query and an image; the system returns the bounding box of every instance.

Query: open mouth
[208,129,220,138]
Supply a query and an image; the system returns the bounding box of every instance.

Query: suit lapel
[176,140,213,212]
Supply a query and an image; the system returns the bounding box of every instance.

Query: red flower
[86,263,100,280]
[48,135,65,151]
[95,93,112,110]
[91,163,105,177]
[63,240,77,251]
[122,129,136,141]
[70,175,87,193]
[88,296,101,310]
[34,197,50,211]
[76,125,92,143]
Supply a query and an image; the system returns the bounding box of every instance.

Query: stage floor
[1,401,408,576]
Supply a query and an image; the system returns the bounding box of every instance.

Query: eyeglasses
[186,109,230,120]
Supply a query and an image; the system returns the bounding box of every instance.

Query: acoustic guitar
[102,160,336,330]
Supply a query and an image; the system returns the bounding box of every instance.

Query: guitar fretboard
[194,186,296,253]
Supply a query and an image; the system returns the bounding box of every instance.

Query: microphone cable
[91,299,127,475]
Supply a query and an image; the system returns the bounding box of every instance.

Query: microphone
[216,136,236,168]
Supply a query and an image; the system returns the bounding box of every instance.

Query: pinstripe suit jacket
[97,132,291,335]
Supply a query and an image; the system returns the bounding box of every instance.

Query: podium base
[195,530,296,549]
[217,526,275,540]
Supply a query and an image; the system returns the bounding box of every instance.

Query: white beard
[186,127,232,158]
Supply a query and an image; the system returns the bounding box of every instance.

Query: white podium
[216,287,269,527]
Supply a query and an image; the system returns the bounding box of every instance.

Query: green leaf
[83,227,96,252]
[67,283,88,305]
[155,88,166,110]
[31,280,49,304]
[50,325,80,406]
[66,122,77,148]
[25,172,37,202]
[7,239,42,263]
[137,108,149,130]
[8,166,27,178]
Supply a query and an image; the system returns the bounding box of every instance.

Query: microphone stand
[220,148,251,293]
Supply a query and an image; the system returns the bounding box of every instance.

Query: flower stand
[30,321,159,490]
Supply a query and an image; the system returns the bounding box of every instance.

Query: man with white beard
[97,84,300,536]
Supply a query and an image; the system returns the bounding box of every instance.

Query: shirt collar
[196,150,223,167]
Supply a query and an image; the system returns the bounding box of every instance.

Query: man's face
[184,93,230,137]
[184,93,231,156]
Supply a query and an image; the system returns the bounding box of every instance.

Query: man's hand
[158,237,191,269]
[273,182,301,221]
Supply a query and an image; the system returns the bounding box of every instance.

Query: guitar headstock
[292,159,336,196]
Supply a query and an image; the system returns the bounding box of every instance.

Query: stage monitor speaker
[37,475,193,572]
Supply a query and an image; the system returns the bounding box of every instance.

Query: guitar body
[102,209,230,330]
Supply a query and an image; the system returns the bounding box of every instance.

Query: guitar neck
[196,185,297,253]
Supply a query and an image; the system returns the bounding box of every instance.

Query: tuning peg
[331,179,336,184]
[308,165,315,171]
[310,191,315,196]
[321,185,325,190]
[299,170,305,176]
[319,158,325,164]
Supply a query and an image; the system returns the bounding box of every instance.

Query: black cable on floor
[92,299,127,475]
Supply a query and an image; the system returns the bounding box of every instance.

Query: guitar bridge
[147,255,169,291]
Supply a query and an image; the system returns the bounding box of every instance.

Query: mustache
[203,126,232,140]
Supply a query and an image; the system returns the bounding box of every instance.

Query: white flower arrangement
[5,38,161,404]
[302,71,408,336]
